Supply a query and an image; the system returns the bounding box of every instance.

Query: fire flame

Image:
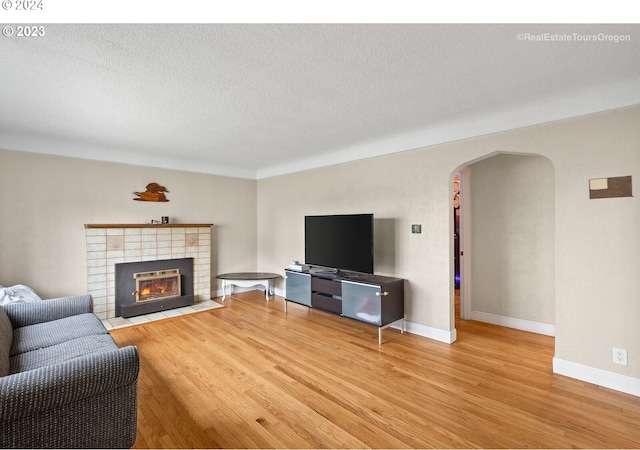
[139,278,177,301]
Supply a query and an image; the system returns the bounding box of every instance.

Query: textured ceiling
[1,23,639,178]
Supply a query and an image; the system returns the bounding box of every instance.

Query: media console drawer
[311,293,342,314]
[311,277,342,296]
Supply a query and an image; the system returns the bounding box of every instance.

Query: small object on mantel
[133,182,169,202]
[146,218,169,224]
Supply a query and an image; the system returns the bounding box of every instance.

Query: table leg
[222,280,227,301]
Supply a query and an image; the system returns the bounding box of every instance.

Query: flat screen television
[305,213,374,274]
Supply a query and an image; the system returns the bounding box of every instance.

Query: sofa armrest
[0,345,139,422]
[2,294,93,328]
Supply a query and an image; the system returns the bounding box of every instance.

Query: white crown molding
[256,78,640,179]
[2,78,639,181]
[0,132,258,180]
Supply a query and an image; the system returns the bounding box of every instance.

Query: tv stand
[284,268,405,344]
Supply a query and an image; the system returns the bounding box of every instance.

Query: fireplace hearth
[115,258,194,318]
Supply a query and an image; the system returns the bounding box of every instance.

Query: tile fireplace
[84,224,213,319]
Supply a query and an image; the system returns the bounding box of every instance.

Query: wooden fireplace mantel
[85,223,213,229]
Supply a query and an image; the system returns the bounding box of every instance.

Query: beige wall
[257,149,458,332]
[0,149,257,299]
[257,106,640,382]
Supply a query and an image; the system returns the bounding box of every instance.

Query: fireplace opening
[115,258,194,318]
[134,269,181,303]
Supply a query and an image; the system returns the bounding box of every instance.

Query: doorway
[453,172,462,319]
[452,153,555,335]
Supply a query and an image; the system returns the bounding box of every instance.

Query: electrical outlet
[613,347,628,366]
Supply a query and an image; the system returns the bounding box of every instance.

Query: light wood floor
[110,291,640,448]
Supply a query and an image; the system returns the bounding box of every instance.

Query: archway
[451,152,556,336]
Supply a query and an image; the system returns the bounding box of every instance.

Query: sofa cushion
[8,333,119,374]
[10,313,108,356]
[0,307,12,377]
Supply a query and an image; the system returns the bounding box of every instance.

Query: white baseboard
[229,289,456,344]
[553,357,640,397]
[471,310,556,336]
[210,290,638,397]
[404,320,457,344]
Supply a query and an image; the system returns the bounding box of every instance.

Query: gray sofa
[0,294,139,448]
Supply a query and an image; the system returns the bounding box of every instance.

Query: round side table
[216,272,280,301]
